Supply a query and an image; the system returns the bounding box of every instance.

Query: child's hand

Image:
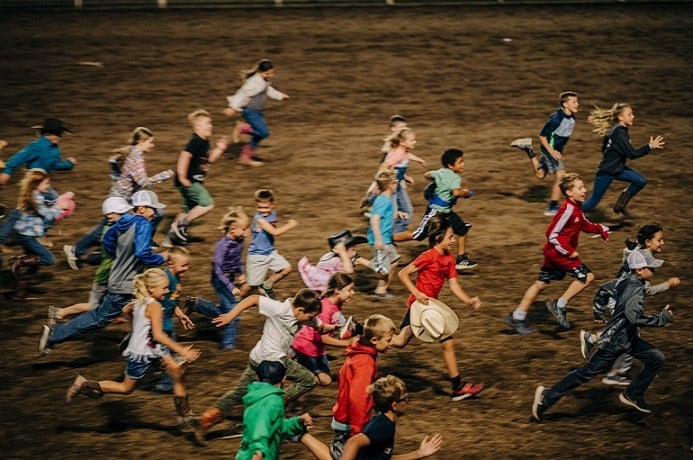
[0,140,8,150]
[251,452,264,460]
[569,251,579,259]
[598,224,610,241]
[236,274,247,285]
[667,277,681,288]
[231,287,241,297]
[67,156,78,164]
[280,92,289,100]
[222,107,236,117]
[179,314,195,330]
[212,313,233,327]
[649,135,665,149]
[417,433,443,458]
[287,218,299,228]
[216,135,229,151]
[180,345,201,364]
[299,413,313,428]
[467,297,481,310]
[397,211,410,220]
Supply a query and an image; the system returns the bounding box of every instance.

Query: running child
[392,217,484,401]
[582,102,665,218]
[330,314,397,458]
[224,58,289,166]
[246,189,297,299]
[165,109,228,246]
[410,147,477,270]
[184,206,251,349]
[190,289,334,445]
[292,272,359,386]
[367,170,401,299]
[65,268,201,426]
[533,249,673,420]
[504,173,610,334]
[510,91,580,216]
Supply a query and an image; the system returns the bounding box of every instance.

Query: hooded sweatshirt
[332,341,379,436]
[235,382,304,460]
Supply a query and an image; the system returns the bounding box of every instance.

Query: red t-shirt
[406,247,457,307]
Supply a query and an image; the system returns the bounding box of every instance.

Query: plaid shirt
[13,191,61,237]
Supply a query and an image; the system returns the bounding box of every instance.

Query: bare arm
[398,262,428,304]
[147,301,200,362]
[176,151,193,187]
[212,294,261,327]
[207,136,229,163]
[256,217,298,237]
[448,278,481,309]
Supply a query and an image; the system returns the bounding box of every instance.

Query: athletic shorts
[538,264,591,284]
[176,182,214,213]
[246,250,291,286]
[538,148,565,175]
[369,243,400,273]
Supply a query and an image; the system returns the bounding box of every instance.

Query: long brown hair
[17,169,49,213]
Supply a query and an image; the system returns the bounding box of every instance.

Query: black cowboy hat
[31,118,72,136]
[327,229,368,249]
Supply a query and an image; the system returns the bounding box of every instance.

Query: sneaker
[510,138,535,158]
[66,375,87,403]
[63,245,79,270]
[579,330,594,359]
[455,254,478,271]
[451,381,484,401]
[38,324,52,356]
[546,299,571,329]
[259,284,276,300]
[370,291,396,300]
[154,383,174,394]
[602,374,631,386]
[543,205,559,216]
[619,392,651,414]
[532,385,547,421]
[238,158,264,167]
[170,222,189,242]
[504,313,531,335]
[183,296,197,317]
[339,316,353,340]
[47,306,60,326]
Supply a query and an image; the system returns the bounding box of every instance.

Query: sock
[450,374,463,390]
[513,308,527,321]
[557,298,567,310]
[179,218,189,228]
[525,147,536,159]
[262,280,274,289]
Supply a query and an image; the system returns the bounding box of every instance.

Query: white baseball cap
[102,196,132,215]
[131,190,166,209]
[627,249,664,270]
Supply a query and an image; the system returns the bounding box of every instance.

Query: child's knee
[316,373,332,386]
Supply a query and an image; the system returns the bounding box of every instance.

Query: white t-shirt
[249,296,318,363]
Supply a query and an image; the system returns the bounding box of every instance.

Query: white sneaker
[510,138,533,149]
[63,245,79,270]
[38,324,52,356]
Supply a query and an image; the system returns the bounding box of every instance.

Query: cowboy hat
[410,298,459,343]
[31,118,72,135]
[327,229,367,249]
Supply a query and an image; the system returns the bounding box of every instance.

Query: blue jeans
[582,167,647,211]
[542,338,664,409]
[0,208,19,244]
[393,183,413,234]
[193,277,239,348]
[242,108,270,149]
[75,219,107,258]
[49,292,133,345]
[15,233,55,266]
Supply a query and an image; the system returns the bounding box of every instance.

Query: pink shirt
[292,297,344,357]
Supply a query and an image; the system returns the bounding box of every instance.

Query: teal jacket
[3,136,74,177]
[236,382,305,460]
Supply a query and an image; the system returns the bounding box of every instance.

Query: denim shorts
[124,348,169,380]
[293,350,331,375]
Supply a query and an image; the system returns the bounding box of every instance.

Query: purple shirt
[212,235,244,292]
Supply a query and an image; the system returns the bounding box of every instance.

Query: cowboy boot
[238,145,262,167]
[613,190,638,219]
[66,375,104,403]
[174,394,194,427]
[190,406,223,445]
[232,121,252,144]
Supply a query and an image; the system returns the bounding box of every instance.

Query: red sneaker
[451,381,484,401]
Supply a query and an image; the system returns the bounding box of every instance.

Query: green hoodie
[235,382,305,460]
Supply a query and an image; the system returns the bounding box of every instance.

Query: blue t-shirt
[357,413,396,460]
[367,194,395,245]
[248,211,276,256]
[539,108,575,154]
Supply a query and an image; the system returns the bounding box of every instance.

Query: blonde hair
[109,127,154,166]
[219,206,249,232]
[132,268,168,301]
[588,103,631,137]
[17,169,49,212]
[385,127,415,149]
[362,313,396,341]
[188,109,211,125]
[559,172,583,196]
[367,375,408,413]
[374,169,396,192]
[167,246,190,264]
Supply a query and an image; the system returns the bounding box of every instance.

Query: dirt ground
[0,3,691,459]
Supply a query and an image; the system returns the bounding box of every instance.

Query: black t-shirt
[357,413,396,460]
[174,133,209,185]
